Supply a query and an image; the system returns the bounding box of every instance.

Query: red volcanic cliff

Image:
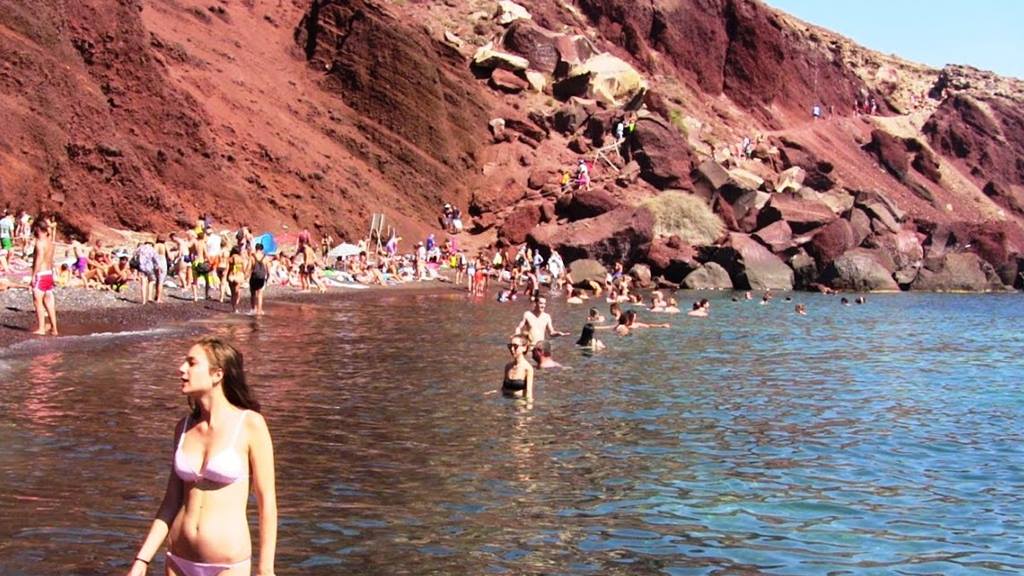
[0,0,1022,290]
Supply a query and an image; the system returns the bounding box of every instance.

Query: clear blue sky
[764,1,1024,80]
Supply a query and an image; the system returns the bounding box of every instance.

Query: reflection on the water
[0,291,1022,574]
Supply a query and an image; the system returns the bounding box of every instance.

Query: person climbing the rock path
[575,158,591,191]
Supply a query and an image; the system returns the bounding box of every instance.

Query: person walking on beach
[226,246,248,314]
[126,338,277,576]
[515,296,568,348]
[135,240,159,306]
[30,218,57,336]
[249,243,269,316]
[154,236,169,304]
[190,231,210,302]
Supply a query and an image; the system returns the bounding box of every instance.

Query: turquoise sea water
[0,290,1021,574]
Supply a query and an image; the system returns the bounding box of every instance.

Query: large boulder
[774,166,806,194]
[629,263,653,287]
[472,42,530,71]
[632,116,694,189]
[819,189,855,214]
[495,1,532,26]
[779,140,836,191]
[559,188,622,220]
[712,233,794,290]
[911,253,1004,292]
[753,220,793,253]
[716,187,770,233]
[554,53,648,106]
[490,69,529,93]
[847,207,872,247]
[854,190,903,233]
[865,129,909,179]
[807,219,856,266]
[789,251,818,290]
[498,203,543,244]
[825,249,900,292]
[568,258,607,287]
[502,21,560,73]
[870,229,924,286]
[682,262,734,290]
[727,168,764,191]
[693,160,731,197]
[759,193,836,233]
[528,206,655,264]
[503,22,598,76]
[645,237,699,283]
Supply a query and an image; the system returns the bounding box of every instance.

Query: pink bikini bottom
[167,552,251,576]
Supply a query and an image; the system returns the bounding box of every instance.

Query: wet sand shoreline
[0,279,462,350]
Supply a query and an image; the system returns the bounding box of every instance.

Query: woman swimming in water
[616,310,671,335]
[126,338,276,576]
[502,334,534,399]
[576,323,606,351]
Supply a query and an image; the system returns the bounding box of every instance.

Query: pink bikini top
[174,411,248,485]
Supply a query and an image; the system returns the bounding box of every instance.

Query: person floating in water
[502,334,534,399]
[687,298,710,317]
[126,338,277,576]
[615,310,670,336]
[795,303,807,315]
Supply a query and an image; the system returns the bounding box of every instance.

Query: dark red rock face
[576,0,869,122]
[924,94,1024,188]
[298,0,487,180]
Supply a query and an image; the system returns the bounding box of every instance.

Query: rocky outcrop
[911,252,1004,292]
[645,237,699,284]
[870,229,924,286]
[778,139,836,192]
[502,21,595,75]
[824,249,900,292]
[807,219,856,266]
[759,194,836,233]
[631,116,694,189]
[529,207,654,264]
[924,91,1024,191]
[713,233,794,290]
[568,258,608,287]
[682,262,733,290]
[554,53,647,105]
[753,220,793,253]
[558,188,622,220]
[575,0,869,122]
[498,203,543,244]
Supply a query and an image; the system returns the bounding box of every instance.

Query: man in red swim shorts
[31,217,58,336]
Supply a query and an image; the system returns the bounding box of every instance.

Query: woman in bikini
[502,334,534,400]
[126,338,276,576]
[226,246,248,314]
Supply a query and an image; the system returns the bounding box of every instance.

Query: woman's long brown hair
[191,337,261,418]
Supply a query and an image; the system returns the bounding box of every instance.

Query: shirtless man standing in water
[31,218,58,335]
[515,296,567,348]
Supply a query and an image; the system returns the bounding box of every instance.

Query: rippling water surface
[0,290,1022,575]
